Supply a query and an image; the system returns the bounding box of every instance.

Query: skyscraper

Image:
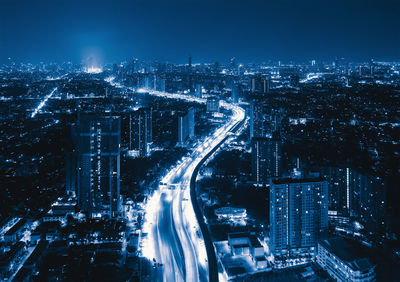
[250,100,264,139]
[129,107,152,157]
[65,152,77,196]
[178,108,195,145]
[314,167,351,215]
[188,107,195,138]
[270,177,328,257]
[232,83,239,103]
[350,171,386,234]
[251,136,281,184]
[250,75,269,94]
[72,114,121,218]
[195,84,202,98]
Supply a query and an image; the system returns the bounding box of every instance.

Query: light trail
[106,77,245,281]
[31,87,57,118]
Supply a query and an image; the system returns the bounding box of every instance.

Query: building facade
[250,100,264,139]
[317,237,376,281]
[178,107,195,145]
[129,107,152,157]
[251,137,281,184]
[269,177,328,257]
[72,114,121,218]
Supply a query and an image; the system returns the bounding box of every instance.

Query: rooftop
[319,237,375,272]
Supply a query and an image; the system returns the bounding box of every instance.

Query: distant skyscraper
[188,107,195,138]
[232,83,239,103]
[143,75,153,89]
[157,77,166,92]
[129,107,152,157]
[178,108,195,145]
[230,57,236,72]
[250,75,269,94]
[72,114,121,218]
[251,137,281,184]
[195,84,202,98]
[250,100,264,138]
[206,97,220,113]
[270,177,328,256]
[188,56,192,68]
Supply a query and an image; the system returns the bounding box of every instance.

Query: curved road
[141,90,245,282]
[105,78,245,282]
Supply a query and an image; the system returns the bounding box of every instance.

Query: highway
[105,78,245,281]
[140,90,245,282]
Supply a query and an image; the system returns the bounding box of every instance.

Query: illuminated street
[1,1,399,280]
[139,89,245,281]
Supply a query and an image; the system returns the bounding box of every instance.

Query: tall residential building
[314,167,351,215]
[269,177,328,256]
[65,152,77,196]
[251,136,281,184]
[350,171,386,234]
[129,107,152,157]
[250,100,264,138]
[178,108,195,145]
[72,114,121,218]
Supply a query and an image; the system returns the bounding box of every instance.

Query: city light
[31,87,58,118]
[84,66,103,74]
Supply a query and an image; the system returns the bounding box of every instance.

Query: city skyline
[1,0,400,64]
[0,0,399,281]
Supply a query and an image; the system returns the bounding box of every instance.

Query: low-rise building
[317,237,376,281]
[228,232,268,269]
[0,241,26,278]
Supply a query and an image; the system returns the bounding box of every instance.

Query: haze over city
[1,0,400,64]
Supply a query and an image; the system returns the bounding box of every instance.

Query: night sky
[1,0,399,64]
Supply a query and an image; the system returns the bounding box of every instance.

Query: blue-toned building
[269,177,328,257]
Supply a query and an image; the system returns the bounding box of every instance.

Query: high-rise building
[251,137,281,184]
[143,75,153,90]
[129,107,152,157]
[178,108,195,145]
[195,84,202,98]
[157,77,166,92]
[188,107,195,138]
[314,167,351,215]
[270,177,328,256]
[206,97,220,113]
[72,114,121,218]
[232,83,239,103]
[65,152,77,196]
[250,100,264,139]
[250,75,269,94]
[350,171,386,234]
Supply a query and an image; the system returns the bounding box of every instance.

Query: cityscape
[0,0,399,281]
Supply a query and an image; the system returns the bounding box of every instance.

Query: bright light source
[85,66,103,74]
